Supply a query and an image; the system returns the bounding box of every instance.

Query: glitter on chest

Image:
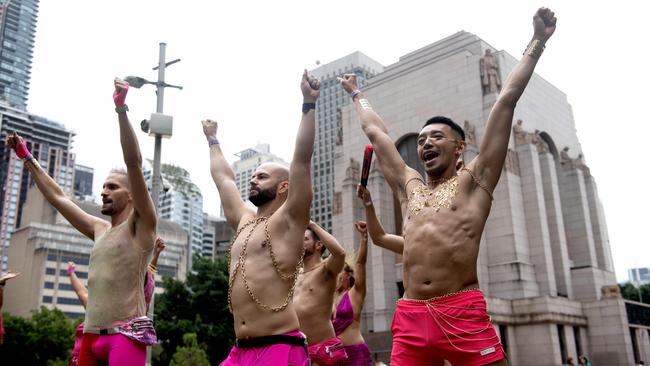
[407,176,459,216]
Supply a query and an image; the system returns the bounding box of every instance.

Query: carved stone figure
[480,49,502,95]
[345,157,360,180]
[513,119,527,145]
[463,120,476,146]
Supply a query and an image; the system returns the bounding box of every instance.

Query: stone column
[538,152,573,298]
[583,175,614,272]
[516,141,558,296]
[366,166,398,332]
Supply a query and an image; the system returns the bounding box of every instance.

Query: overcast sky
[26,0,649,282]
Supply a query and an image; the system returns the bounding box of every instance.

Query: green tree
[619,282,650,304]
[154,255,233,365]
[169,333,211,366]
[0,307,75,365]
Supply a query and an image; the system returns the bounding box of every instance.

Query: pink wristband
[15,140,32,160]
[67,263,76,276]
[113,84,129,107]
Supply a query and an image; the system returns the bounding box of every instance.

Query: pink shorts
[390,289,505,366]
[220,330,309,366]
[308,336,348,365]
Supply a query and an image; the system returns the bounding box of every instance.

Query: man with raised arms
[6,78,157,365]
[338,8,556,366]
[206,70,320,366]
[294,222,348,365]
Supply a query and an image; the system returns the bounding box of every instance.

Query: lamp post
[125,42,181,366]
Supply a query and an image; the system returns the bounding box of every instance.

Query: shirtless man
[338,8,556,366]
[207,70,319,366]
[6,78,157,365]
[294,222,347,365]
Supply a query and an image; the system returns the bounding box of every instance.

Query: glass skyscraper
[0,0,39,110]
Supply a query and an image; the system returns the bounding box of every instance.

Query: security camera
[140,119,150,133]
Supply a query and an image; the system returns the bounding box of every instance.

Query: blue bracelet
[350,89,361,100]
[208,138,219,147]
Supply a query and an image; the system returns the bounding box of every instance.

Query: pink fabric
[309,336,348,365]
[333,291,354,336]
[67,263,76,276]
[143,271,154,306]
[69,323,85,366]
[78,332,145,366]
[113,83,128,107]
[342,343,372,366]
[390,289,505,366]
[220,330,309,366]
[13,136,31,160]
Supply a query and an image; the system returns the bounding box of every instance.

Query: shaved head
[257,162,289,182]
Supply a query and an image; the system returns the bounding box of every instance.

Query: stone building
[332,32,649,365]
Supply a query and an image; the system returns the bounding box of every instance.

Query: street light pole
[151,42,166,216]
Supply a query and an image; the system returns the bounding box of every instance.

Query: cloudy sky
[26,0,649,282]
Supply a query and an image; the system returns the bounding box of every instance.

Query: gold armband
[359,98,373,111]
[25,158,40,170]
[524,39,545,59]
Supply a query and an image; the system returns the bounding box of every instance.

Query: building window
[499,324,509,356]
[42,296,53,303]
[630,327,641,364]
[573,326,582,359]
[45,268,56,275]
[58,283,73,291]
[57,297,81,306]
[557,324,567,363]
[44,281,54,289]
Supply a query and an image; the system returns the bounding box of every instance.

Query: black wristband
[302,103,316,114]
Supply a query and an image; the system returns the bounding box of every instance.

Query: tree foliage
[154,255,233,365]
[169,333,211,366]
[0,307,76,365]
[620,282,650,304]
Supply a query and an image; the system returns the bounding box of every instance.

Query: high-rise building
[0,0,39,109]
[0,102,75,271]
[144,162,203,269]
[201,213,218,258]
[310,52,383,231]
[628,267,650,285]
[333,32,647,365]
[231,143,287,205]
[213,216,233,258]
[3,186,188,318]
[73,164,93,200]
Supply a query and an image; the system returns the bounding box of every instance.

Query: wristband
[364,201,373,207]
[115,104,129,113]
[14,139,32,160]
[67,263,76,276]
[350,89,361,100]
[302,103,316,114]
[208,138,219,147]
[524,39,545,59]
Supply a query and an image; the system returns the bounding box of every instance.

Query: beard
[249,186,278,207]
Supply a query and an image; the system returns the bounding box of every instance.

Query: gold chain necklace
[227,214,304,313]
[408,175,459,216]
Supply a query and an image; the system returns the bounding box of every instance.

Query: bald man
[205,70,320,366]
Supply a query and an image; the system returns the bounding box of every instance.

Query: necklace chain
[227,214,304,313]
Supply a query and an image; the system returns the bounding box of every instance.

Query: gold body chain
[407,175,459,216]
[227,215,304,313]
[405,167,493,217]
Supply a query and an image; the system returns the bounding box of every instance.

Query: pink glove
[12,134,32,160]
[67,262,76,276]
[113,82,129,107]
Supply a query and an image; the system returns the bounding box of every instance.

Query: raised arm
[471,8,556,192]
[283,70,319,225]
[149,237,165,269]
[351,221,369,301]
[357,185,404,254]
[308,221,346,277]
[202,119,252,229]
[66,262,88,308]
[5,133,106,240]
[338,75,420,197]
[114,78,157,246]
